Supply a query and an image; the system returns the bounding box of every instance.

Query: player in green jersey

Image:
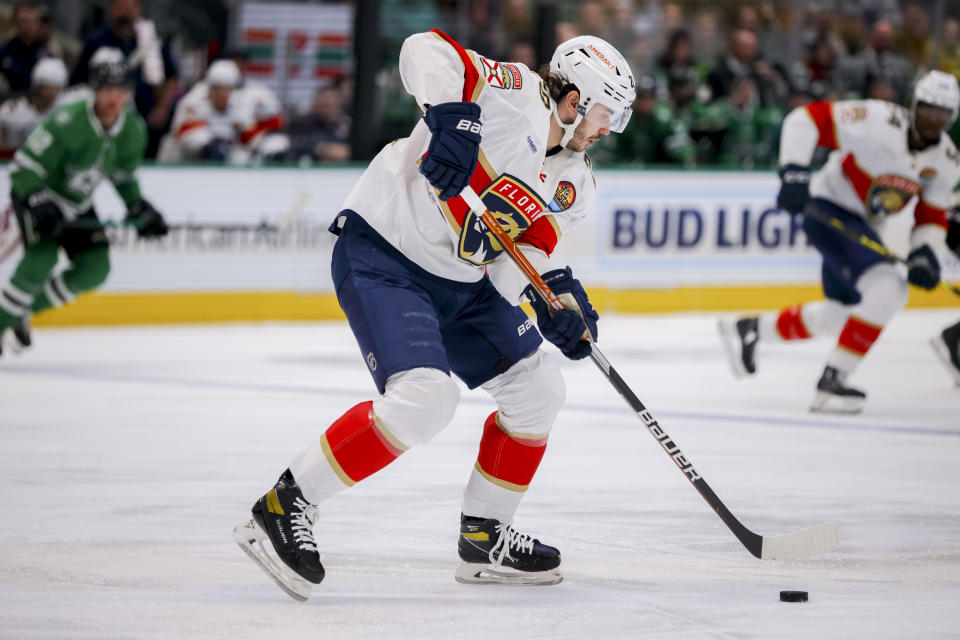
[0,57,168,357]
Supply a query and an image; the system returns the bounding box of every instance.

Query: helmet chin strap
[552,102,583,148]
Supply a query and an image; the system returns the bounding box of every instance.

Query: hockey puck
[779,590,808,602]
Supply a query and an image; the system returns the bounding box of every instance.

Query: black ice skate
[930,323,960,386]
[810,366,866,414]
[233,469,324,601]
[455,514,562,585]
[718,316,759,377]
[0,315,30,357]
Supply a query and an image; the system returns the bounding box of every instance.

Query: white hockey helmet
[206,59,241,87]
[89,46,126,69]
[549,35,636,146]
[911,69,960,126]
[31,57,68,88]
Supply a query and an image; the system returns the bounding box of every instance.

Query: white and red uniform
[762,99,960,378]
[163,82,257,160]
[289,31,602,525]
[781,99,959,248]
[340,29,596,302]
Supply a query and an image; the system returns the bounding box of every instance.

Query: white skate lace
[489,523,535,567]
[290,497,319,553]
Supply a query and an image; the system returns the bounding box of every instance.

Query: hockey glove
[126,199,169,238]
[11,190,64,246]
[419,102,482,201]
[906,244,941,290]
[947,205,960,257]
[777,164,811,215]
[524,267,599,361]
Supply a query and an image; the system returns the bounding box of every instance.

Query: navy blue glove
[126,199,169,238]
[907,244,941,290]
[419,102,482,201]
[947,206,960,257]
[777,164,811,214]
[524,267,599,361]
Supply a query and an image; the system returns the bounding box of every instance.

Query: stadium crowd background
[0,0,958,168]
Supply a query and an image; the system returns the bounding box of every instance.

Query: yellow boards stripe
[30,284,960,327]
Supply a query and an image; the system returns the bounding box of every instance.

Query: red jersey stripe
[805,101,838,149]
[430,29,479,102]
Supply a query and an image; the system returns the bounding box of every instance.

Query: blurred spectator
[601,69,698,167]
[160,60,259,163]
[706,27,788,107]
[502,0,534,46]
[703,74,782,168]
[834,19,912,103]
[690,10,721,69]
[288,84,351,164]
[507,41,536,69]
[36,4,79,70]
[71,0,179,157]
[0,56,66,157]
[652,29,705,101]
[931,18,960,79]
[0,2,48,97]
[864,70,896,101]
[897,1,930,68]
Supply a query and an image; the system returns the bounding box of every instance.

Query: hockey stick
[803,204,960,297]
[460,187,839,561]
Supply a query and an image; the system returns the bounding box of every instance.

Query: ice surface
[1,310,958,639]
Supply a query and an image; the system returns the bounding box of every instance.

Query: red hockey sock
[776,304,812,340]
[474,411,548,492]
[837,315,882,357]
[320,401,407,486]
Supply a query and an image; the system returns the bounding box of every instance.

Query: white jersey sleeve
[400,31,482,109]
[339,30,557,285]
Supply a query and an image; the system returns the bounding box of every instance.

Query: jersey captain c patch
[548,181,576,212]
[458,174,546,265]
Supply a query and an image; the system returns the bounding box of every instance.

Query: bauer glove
[524,267,599,361]
[11,190,64,245]
[126,199,169,239]
[906,244,941,290]
[419,101,482,201]
[777,164,811,215]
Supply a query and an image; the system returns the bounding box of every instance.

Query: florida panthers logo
[866,174,921,221]
[458,174,546,265]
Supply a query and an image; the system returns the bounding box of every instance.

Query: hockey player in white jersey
[720,70,960,413]
[159,60,260,163]
[234,30,634,600]
[0,58,67,157]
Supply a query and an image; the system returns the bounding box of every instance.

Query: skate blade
[454,562,563,586]
[929,336,960,386]
[233,519,313,602]
[717,318,750,378]
[809,392,863,415]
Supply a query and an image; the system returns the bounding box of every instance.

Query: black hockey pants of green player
[0,208,110,331]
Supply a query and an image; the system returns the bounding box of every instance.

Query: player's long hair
[537,65,577,104]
